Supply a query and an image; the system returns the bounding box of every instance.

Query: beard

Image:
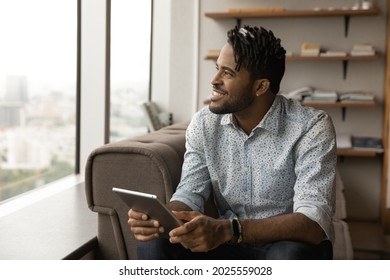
[209,83,255,115]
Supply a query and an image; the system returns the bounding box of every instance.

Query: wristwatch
[230,217,243,244]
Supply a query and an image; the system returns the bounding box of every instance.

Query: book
[350,50,376,56]
[301,42,321,56]
[281,86,313,100]
[350,43,376,56]
[320,50,347,57]
[283,87,340,102]
[337,133,352,149]
[303,89,338,102]
[339,91,375,102]
[351,136,384,153]
[352,43,375,51]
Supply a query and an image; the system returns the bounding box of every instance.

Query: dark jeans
[136,238,333,260]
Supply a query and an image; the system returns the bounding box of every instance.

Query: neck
[234,92,276,135]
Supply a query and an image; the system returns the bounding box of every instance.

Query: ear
[254,79,270,96]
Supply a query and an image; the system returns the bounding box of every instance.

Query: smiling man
[128,25,337,260]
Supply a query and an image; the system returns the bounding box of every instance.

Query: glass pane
[0,0,77,202]
[110,0,152,142]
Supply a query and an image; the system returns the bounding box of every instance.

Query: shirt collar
[221,113,234,126]
[219,95,282,135]
[256,95,281,135]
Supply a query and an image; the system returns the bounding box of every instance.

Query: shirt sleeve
[293,112,337,242]
[170,111,212,213]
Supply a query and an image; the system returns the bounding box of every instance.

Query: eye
[215,65,234,77]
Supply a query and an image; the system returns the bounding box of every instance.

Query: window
[0,0,78,202]
[109,0,152,142]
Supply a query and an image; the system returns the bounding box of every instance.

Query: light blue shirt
[171,95,337,242]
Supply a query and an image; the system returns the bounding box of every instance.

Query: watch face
[230,218,242,243]
[232,219,240,236]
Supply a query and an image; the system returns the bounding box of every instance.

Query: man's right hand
[127,209,164,241]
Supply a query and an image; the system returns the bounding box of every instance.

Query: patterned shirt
[171,95,337,242]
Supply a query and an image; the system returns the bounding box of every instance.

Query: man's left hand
[169,211,231,252]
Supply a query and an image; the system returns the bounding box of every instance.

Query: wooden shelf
[205,7,380,37]
[287,54,379,62]
[337,149,382,157]
[205,53,379,61]
[302,101,377,108]
[205,7,380,19]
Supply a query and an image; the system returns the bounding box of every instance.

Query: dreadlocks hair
[227,25,286,94]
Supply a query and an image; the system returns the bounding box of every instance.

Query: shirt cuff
[170,192,204,213]
[295,204,335,243]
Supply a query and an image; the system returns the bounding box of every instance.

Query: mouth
[210,88,228,102]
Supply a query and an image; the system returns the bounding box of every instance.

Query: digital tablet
[112,187,183,238]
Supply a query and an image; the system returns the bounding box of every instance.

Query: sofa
[85,122,354,259]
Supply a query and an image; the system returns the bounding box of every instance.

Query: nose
[211,71,222,86]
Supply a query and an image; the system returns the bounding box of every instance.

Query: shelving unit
[202,0,388,231]
[205,7,380,36]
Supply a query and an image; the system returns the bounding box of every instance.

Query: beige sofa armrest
[84,122,188,259]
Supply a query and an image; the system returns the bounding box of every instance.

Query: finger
[169,222,198,243]
[128,209,158,228]
[131,224,165,241]
[169,222,190,238]
[128,217,159,228]
[169,214,204,237]
[128,209,149,221]
[134,232,159,242]
[132,224,164,236]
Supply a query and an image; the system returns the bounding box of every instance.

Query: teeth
[213,91,225,96]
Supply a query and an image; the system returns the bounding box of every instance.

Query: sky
[110,0,151,84]
[0,0,77,84]
[0,0,151,97]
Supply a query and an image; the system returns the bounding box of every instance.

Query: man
[128,25,336,259]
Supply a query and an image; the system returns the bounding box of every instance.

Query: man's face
[209,43,256,115]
